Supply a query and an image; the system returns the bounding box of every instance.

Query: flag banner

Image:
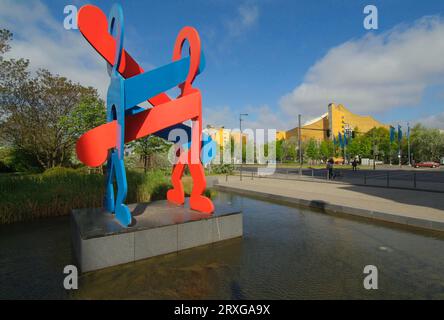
[390,126,395,143]
[398,125,402,142]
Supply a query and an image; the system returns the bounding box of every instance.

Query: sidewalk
[214,176,444,232]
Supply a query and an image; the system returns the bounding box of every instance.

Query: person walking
[352,158,358,171]
[327,158,334,180]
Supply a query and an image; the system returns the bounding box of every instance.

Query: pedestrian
[352,158,358,171]
[327,158,334,179]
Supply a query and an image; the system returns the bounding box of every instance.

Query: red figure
[76,5,214,214]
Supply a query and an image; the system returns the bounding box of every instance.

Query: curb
[213,184,444,233]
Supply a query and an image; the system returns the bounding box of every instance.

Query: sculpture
[75,3,215,227]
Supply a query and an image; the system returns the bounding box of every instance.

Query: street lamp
[298,114,302,175]
[239,113,248,181]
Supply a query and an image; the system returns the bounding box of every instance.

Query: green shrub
[150,182,172,201]
[0,161,13,173]
[43,166,78,176]
[211,164,235,175]
[0,167,215,224]
[0,169,159,224]
[1,147,43,173]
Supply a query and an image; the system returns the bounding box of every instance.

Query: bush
[0,160,13,173]
[150,183,172,201]
[0,148,15,173]
[0,169,161,224]
[0,147,42,173]
[210,164,235,175]
[0,167,216,224]
[43,166,78,176]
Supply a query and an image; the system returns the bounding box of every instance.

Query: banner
[390,126,395,143]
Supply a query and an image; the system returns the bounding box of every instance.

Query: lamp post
[372,129,376,170]
[398,124,402,168]
[407,122,411,166]
[239,113,248,181]
[298,114,302,175]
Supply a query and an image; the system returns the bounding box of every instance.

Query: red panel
[77,5,170,105]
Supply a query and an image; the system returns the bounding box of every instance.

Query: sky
[1,0,444,132]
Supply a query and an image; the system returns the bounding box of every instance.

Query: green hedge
[0,168,173,224]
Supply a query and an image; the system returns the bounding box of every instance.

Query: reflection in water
[1,192,444,299]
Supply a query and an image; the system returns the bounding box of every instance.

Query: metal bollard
[312,169,314,178]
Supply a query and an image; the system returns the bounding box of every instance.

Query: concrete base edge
[72,212,243,273]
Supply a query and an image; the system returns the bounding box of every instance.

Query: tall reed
[0,168,175,224]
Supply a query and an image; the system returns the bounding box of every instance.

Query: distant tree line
[283,125,444,165]
[215,124,443,165]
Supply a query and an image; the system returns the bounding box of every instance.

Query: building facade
[204,125,247,149]
[285,103,388,142]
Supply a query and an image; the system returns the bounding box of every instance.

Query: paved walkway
[214,176,444,232]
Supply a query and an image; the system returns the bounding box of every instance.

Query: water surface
[1,192,444,299]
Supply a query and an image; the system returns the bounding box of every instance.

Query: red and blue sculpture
[75,4,215,227]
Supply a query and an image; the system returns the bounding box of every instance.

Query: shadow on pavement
[337,183,444,211]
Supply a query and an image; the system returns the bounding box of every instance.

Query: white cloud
[203,104,283,144]
[203,105,235,128]
[280,16,444,120]
[226,3,259,37]
[203,104,283,131]
[243,105,285,131]
[0,0,108,97]
[415,111,444,129]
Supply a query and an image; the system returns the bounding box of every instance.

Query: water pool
[1,192,443,299]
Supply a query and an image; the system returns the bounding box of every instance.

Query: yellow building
[276,131,287,141]
[204,125,247,148]
[286,103,388,142]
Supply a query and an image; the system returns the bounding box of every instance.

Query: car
[414,161,440,168]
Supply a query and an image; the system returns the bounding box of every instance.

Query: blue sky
[2,0,444,130]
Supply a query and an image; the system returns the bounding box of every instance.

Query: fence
[230,166,444,193]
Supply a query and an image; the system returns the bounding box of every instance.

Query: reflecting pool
[1,192,444,299]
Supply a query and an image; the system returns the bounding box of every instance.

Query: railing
[230,166,444,193]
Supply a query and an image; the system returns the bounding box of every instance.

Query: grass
[0,167,212,225]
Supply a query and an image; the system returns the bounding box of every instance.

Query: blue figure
[102,4,216,226]
[104,4,132,226]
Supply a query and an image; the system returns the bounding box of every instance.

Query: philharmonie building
[279,103,389,142]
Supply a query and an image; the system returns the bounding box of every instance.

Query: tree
[304,138,319,164]
[319,139,334,161]
[410,124,444,162]
[60,95,106,142]
[281,136,297,162]
[0,29,101,170]
[0,29,12,54]
[276,139,284,162]
[346,127,390,161]
[131,135,171,172]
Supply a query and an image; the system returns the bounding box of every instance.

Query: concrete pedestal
[71,199,242,272]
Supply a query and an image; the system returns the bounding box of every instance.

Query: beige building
[204,125,247,149]
[285,103,388,142]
